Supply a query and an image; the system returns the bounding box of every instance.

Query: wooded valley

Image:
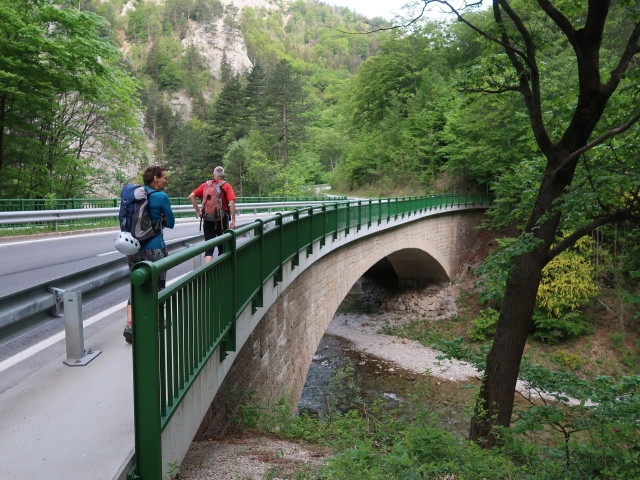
[1,0,639,472]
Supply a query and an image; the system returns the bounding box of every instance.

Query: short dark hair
[143,165,165,186]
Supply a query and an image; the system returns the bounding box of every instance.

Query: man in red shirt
[189,166,237,262]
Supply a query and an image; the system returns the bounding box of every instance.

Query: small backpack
[118,184,162,244]
[201,180,227,223]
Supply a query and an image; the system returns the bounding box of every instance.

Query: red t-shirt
[191,180,236,211]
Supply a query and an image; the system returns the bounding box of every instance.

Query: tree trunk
[469,168,572,447]
[468,253,541,447]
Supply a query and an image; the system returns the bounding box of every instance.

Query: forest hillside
[2,2,639,469]
[1,0,638,383]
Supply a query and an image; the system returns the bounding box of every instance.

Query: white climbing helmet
[114,231,141,255]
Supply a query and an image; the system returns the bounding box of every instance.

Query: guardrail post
[306,207,313,256]
[184,242,202,269]
[61,290,102,366]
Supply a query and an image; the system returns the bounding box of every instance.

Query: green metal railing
[127,194,492,479]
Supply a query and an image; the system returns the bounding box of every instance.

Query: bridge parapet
[127,196,491,479]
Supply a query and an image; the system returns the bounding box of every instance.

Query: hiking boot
[123,325,132,344]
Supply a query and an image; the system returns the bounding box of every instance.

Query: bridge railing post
[129,263,162,480]
[306,207,314,256]
[275,213,283,284]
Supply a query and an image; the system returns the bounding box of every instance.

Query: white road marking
[0,230,118,247]
[0,273,188,374]
[0,301,126,374]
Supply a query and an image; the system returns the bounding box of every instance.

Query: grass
[0,220,120,237]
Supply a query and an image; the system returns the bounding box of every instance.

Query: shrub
[550,350,585,370]
[469,307,499,341]
[537,238,598,317]
[532,310,594,344]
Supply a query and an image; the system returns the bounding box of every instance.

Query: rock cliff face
[119,0,288,119]
[93,0,288,192]
[122,0,285,79]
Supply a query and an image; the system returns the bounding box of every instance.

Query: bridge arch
[194,210,485,437]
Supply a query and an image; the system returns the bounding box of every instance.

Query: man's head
[213,166,225,180]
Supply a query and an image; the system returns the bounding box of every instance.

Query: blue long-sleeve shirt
[142,186,175,250]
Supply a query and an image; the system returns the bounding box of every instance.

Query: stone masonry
[195,209,486,437]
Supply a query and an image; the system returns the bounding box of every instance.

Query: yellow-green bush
[537,237,598,317]
[551,350,585,370]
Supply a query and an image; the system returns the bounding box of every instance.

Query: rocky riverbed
[178,295,487,480]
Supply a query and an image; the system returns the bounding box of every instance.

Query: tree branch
[461,86,520,94]
[547,205,640,262]
[553,112,640,174]
[427,1,531,66]
[495,0,553,152]
[605,21,640,94]
[536,0,577,43]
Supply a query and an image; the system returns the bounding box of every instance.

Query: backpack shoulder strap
[216,180,228,207]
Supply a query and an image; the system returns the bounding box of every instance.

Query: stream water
[298,331,477,439]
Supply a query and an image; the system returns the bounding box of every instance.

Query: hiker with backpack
[117,165,175,343]
[188,166,236,263]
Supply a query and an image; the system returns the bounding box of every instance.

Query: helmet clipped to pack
[114,231,141,255]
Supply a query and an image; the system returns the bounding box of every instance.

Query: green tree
[166,118,214,195]
[243,63,268,132]
[264,59,309,193]
[223,133,279,197]
[210,76,247,158]
[415,0,640,447]
[0,0,144,197]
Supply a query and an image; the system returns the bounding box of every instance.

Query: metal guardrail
[0,234,205,336]
[127,194,493,479]
[0,194,343,212]
[0,200,349,335]
[0,201,345,226]
[0,201,344,332]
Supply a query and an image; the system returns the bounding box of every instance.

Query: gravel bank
[179,311,483,480]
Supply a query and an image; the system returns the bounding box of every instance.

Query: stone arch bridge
[194,209,486,438]
[132,202,490,478]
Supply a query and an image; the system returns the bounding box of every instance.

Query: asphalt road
[0,216,267,383]
[0,220,206,297]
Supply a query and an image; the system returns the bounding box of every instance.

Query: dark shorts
[126,248,169,303]
[203,214,229,257]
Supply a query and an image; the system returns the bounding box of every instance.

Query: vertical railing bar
[159,298,167,417]
[130,262,162,479]
[180,288,187,391]
[189,281,195,375]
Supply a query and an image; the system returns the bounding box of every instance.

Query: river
[298,330,477,438]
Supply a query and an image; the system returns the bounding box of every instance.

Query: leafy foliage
[227,357,640,480]
[538,238,599,318]
[0,0,144,197]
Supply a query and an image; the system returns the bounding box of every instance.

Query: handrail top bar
[128,194,493,283]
